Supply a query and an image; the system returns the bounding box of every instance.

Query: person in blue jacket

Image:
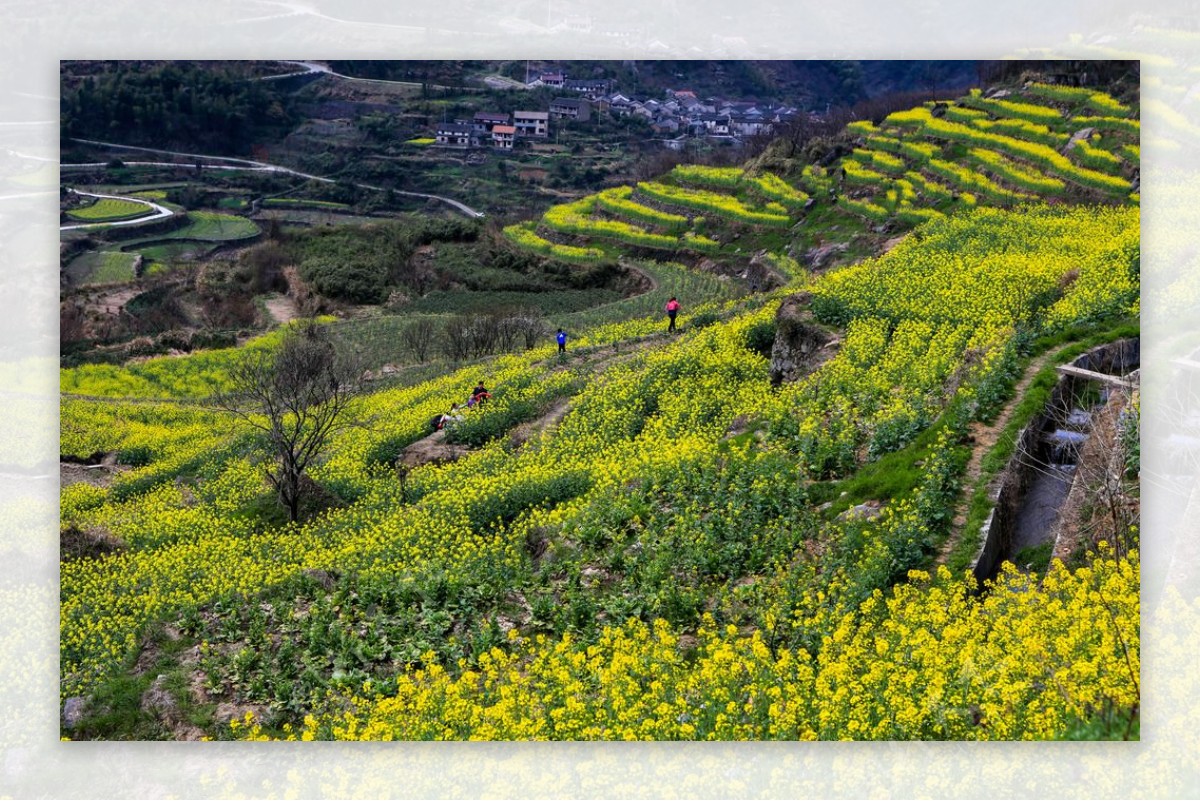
[556,328,568,353]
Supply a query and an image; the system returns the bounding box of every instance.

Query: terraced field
[505,85,1137,271]
[111,211,261,266]
[65,197,155,223]
[59,79,1141,743]
[66,250,140,285]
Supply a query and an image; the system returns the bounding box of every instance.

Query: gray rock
[1064,127,1097,152]
[140,674,179,722]
[62,697,88,729]
[837,500,884,522]
[768,293,839,385]
[801,241,848,269]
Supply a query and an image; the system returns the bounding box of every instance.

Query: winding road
[59,189,175,231]
[64,137,486,220]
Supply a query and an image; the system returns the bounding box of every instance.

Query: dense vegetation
[60,61,298,155]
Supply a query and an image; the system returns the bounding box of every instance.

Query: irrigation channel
[973,338,1140,581]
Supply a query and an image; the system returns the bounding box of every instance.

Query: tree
[215,322,362,522]
[401,318,437,363]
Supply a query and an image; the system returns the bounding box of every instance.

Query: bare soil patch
[263,293,299,326]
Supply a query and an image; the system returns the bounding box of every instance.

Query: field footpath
[935,343,1074,567]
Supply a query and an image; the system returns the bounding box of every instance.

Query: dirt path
[935,344,1072,566]
[508,397,573,450]
[396,429,472,469]
[60,460,127,489]
[84,287,139,317]
[263,294,299,326]
[400,333,677,470]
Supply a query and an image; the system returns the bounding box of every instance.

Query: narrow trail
[262,294,299,326]
[935,344,1073,566]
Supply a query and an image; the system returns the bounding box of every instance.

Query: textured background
[3,1,1195,796]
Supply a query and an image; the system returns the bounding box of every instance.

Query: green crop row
[903,171,954,201]
[842,197,890,223]
[670,165,809,211]
[66,197,154,223]
[853,148,907,175]
[543,196,682,250]
[867,135,938,164]
[1070,115,1140,136]
[901,107,1133,195]
[942,105,989,124]
[502,223,607,264]
[960,90,1066,127]
[926,157,1034,204]
[262,198,352,210]
[1069,139,1125,171]
[681,231,722,254]
[971,117,1069,148]
[595,186,690,234]
[669,164,745,190]
[748,172,810,210]
[637,182,791,228]
[1025,82,1133,117]
[966,148,1066,195]
[800,165,834,194]
[842,159,888,186]
[894,204,943,225]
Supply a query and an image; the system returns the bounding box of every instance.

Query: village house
[549,97,591,121]
[731,115,770,136]
[698,113,732,136]
[565,78,613,97]
[491,124,516,149]
[630,102,652,119]
[651,118,681,136]
[512,110,549,137]
[434,122,474,149]
[472,111,511,134]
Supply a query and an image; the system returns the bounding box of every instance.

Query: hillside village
[435,68,803,152]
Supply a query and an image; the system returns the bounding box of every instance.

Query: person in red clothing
[665,296,680,332]
[467,380,491,408]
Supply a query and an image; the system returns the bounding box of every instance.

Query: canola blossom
[234,549,1138,741]
[60,85,1141,742]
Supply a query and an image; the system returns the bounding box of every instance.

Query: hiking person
[665,297,680,333]
[435,403,463,431]
[468,381,491,407]
[556,328,568,353]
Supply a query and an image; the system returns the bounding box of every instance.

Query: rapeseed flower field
[60,84,1140,741]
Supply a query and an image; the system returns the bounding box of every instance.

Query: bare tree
[441,316,472,362]
[401,318,437,363]
[214,322,362,522]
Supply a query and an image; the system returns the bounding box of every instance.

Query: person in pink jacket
[665,296,680,332]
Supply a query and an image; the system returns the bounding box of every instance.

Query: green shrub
[300,257,388,304]
[744,319,777,358]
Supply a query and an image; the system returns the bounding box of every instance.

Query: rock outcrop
[768,293,839,385]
